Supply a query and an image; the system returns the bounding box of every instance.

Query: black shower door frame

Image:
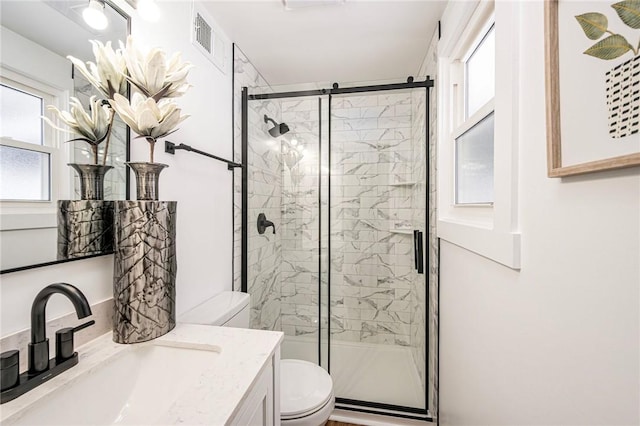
[241,78,434,422]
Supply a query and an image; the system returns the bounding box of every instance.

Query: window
[454,23,495,205]
[437,0,521,269]
[455,112,494,204]
[0,77,59,202]
[465,26,495,119]
[0,84,44,145]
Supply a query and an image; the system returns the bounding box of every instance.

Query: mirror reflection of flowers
[44,96,111,164]
[68,40,129,98]
[67,40,128,165]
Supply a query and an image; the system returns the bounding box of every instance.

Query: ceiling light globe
[83,0,108,30]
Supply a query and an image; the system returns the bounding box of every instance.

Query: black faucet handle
[55,320,95,362]
[257,213,276,235]
[1,350,19,391]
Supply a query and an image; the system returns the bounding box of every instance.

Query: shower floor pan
[282,336,424,409]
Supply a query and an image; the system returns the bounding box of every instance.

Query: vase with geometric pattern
[112,200,177,343]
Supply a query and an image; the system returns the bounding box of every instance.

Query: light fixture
[136,0,160,22]
[123,0,161,22]
[290,138,298,146]
[83,0,108,30]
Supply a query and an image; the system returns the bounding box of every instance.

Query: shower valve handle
[257,213,275,235]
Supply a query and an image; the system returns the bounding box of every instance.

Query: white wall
[0,0,235,336]
[438,1,640,425]
[128,2,234,315]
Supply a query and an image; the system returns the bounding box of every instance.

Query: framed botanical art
[545,0,640,177]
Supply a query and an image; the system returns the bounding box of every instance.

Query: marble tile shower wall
[279,99,322,339]
[233,47,282,331]
[328,92,417,346]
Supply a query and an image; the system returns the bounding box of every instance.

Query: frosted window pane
[0,145,50,201]
[455,112,494,204]
[466,26,495,118]
[0,84,44,145]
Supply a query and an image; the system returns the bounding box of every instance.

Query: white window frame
[0,67,72,229]
[438,0,521,269]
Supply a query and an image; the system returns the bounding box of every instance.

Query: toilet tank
[180,291,250,328]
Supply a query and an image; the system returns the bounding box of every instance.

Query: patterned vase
[68,163,113,200]
[112,201,177,343]
[126,162,168,201]
[57,200,115,260]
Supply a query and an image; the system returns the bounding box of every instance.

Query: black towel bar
[165,141,242,170]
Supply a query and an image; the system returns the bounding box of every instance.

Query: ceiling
[203,0,447,87]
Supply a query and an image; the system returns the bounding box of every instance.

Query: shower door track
[241,78,435,422]
[247,78,433,101]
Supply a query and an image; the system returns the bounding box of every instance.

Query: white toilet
[180,291,335,426]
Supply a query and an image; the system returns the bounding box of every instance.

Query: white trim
[454,98,495,140]
[0,213,56,231]
[437,0,521,270]
[438,219,521,269]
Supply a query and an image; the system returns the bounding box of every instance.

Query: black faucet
[29,283,92,374]
[1,283,95,404]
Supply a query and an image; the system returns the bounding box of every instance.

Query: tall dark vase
[112,201,177,343]
[68,163,113,200]
[57,200,115,260]
[126,162,168,201]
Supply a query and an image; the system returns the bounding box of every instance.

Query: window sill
[437,218,521,269]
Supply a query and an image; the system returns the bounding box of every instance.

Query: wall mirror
[0,0,130,273]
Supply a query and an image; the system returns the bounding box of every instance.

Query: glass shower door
[327,88,428,410]
[243,82,431,415]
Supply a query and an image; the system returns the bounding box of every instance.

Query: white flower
[122,36,193,101]
[45,96,110,144]
[110,93,189,162]
[44,96,111,164]
[68,40,128,98]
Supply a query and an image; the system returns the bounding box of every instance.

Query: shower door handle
[413,230,419,270]
[414,230,424,274]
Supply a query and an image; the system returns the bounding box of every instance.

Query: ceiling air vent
[194,12,212,54]
[191,2,227,74]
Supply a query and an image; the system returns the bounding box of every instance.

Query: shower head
[264,115,290,137]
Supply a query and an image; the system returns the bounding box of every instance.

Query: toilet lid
[280,359,333,418]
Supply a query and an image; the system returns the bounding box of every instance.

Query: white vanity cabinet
[230,347,280,426]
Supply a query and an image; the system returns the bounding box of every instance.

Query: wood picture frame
[544,0,640,178]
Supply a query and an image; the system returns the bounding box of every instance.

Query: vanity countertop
[1,324,283,425]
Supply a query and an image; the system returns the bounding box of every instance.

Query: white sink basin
[11,341,220,425]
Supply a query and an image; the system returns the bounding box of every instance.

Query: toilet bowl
[180,292,334,425]
[280,359,335,426]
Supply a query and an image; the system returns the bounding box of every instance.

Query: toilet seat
[280,359,334,420]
